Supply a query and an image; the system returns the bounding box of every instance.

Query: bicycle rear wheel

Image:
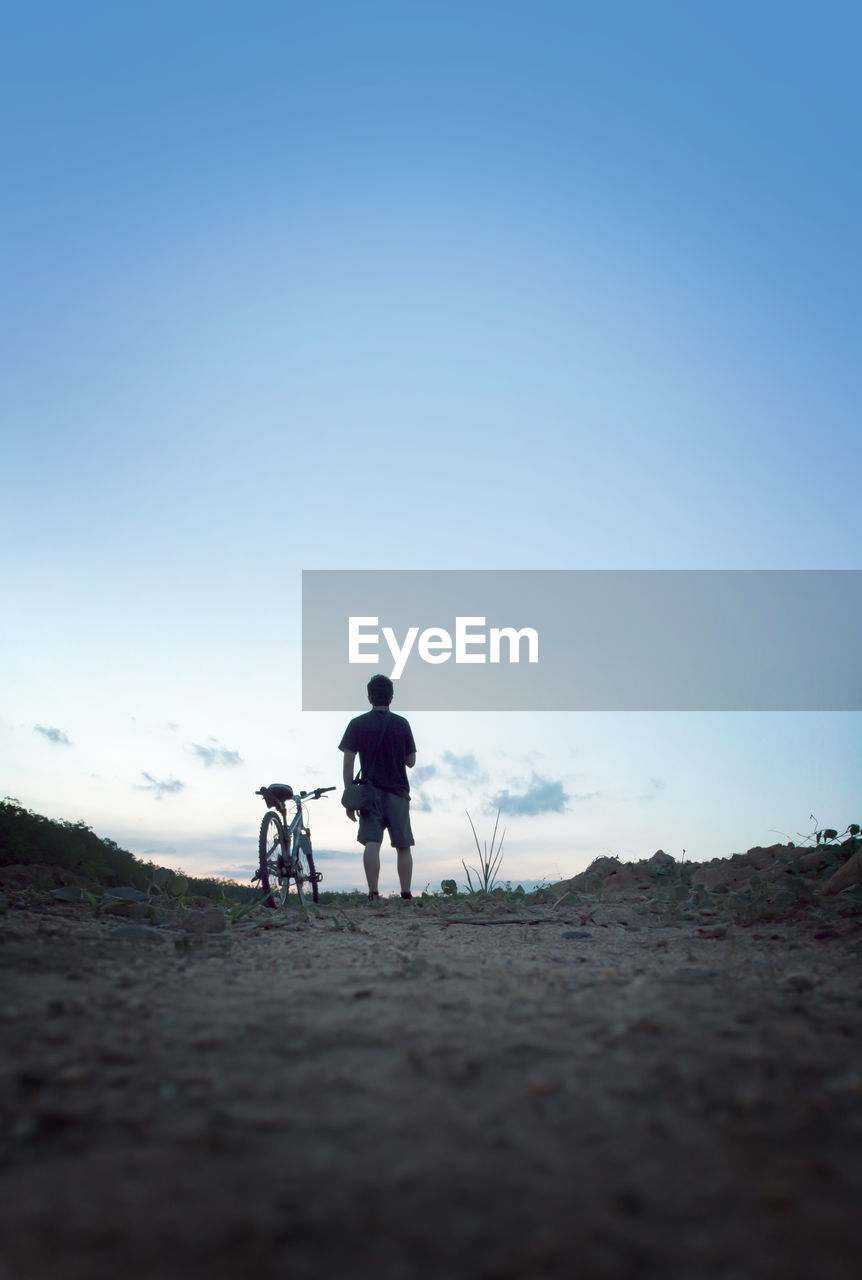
[291,829,319,905]
[258,811,288,908]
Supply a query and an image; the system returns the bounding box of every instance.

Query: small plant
[329,905,361,932]
[441,879,458,896]
[790,817,861,849]
[149,867,190,901]
[218,893,261,925]
[462,809,505,895]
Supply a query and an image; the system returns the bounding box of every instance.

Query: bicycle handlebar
[257,784,336,811]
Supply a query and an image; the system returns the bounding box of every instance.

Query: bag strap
[355,713,391,786]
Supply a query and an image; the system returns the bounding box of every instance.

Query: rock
[103,901,151,920]
[184,908,227,935]
[798,848,831,872]
[743,844,792,871]
[553,838,833,902]
[820,849,862,896]
[649,850,675,868]
[692,861,756,892]
[150,907,182,926]
[691,864,728,891]
[109,924,163,942]
[783,972,815,992]
[57,1062,93,1086]
[600,865,652,893]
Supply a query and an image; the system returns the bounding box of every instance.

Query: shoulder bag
[341,714,390,812]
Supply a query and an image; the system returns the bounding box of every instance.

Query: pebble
[188,1033,225,1051]
[783,972,816,992]
[527,1073,559,1098]
[98,1042,139,1065]
[57,1062,93,1086]
[39,1027,70,1044]
[110,925,163,943]
[697,925,728,939]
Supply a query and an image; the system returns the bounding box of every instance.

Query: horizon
[2,791,844,901]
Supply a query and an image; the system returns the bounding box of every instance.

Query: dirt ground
[1,891,861,1280]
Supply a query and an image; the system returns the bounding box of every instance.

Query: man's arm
[340,748,358,822]
[405,751,416,768]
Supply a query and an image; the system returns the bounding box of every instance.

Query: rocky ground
[1,844,861,1279]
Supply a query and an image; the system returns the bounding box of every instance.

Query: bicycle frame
[283,796,310,871]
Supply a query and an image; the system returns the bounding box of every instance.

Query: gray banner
[302,570,862,711]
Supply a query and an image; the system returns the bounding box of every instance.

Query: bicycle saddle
[257,783,293,807]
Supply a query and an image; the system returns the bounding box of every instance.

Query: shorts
[357,791,414,848]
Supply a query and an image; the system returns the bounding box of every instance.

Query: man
[339,673,416,901]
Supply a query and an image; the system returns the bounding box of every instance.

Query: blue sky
[2,2,859,892]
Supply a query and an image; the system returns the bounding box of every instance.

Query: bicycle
[253,783,335,907]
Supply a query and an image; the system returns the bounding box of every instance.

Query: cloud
[410,764,439,812]
[218,864,259,881]
[190,738,243,768]
[298,847,342,862]
[491,775,574,817]
[136,772,185,798]
[440,751,489,784]
[411,764,437,786]
[638,777,666,803]
[34,725,72,746]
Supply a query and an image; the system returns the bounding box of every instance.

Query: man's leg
[396,847,412,894]
[363,841,382,894]
[357,807,385,896]
[384,793,414,897]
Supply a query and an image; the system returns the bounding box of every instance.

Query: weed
[463,809,505,895]
[328,906,362,932]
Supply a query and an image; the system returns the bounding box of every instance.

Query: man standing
[339,673,416,901]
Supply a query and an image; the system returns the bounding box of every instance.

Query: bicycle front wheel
[258,811,288,908]
[291,829,319,905]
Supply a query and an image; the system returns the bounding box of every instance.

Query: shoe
[368,891,380,902]
[400,891,412,900]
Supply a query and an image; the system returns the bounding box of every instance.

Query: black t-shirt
[338,708,416,797]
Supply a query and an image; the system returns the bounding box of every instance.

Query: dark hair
[367,674,394,705]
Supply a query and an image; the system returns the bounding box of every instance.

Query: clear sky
[2,2,859,893]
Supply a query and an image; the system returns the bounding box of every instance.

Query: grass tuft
[462,809,506,895]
